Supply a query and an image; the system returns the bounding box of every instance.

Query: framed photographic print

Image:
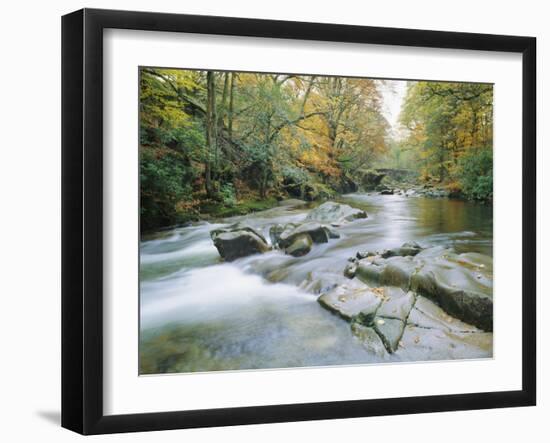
[61,8,536,435]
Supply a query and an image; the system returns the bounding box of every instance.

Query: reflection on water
[139,194,492,374]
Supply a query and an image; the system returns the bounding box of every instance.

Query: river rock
[384,256,422,289]
[318,281,383,323]
[299,271,349,294]
[211,222,267,243]
[356,260,385,285]
[356,250,376,260]
[373,317,405,353]
[407,295,481,333]
[305,201,367,225]
[380,241,423,258]
[351,323,388,358]
[395,325,492,361]
[285,233,313,257]
[411,249,492,330]
[343,261,358,278]
[278,222,330,248]
[353,245,493,331]
[375,287,416,322]
[411,266,492,331]
[211,229,270,261]
[269,223,290,246]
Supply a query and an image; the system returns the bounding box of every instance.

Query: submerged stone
[306,201,367,225]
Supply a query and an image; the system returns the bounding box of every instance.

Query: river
[139,193,493,374]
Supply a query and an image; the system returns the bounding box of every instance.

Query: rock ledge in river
[353,244,493,331]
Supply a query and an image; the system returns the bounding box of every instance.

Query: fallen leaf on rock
[377,319,385,325]
[414,336,420,344]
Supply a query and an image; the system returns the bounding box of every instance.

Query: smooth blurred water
[139,194,492,374]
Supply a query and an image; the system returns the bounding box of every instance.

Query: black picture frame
[61,8,536,435]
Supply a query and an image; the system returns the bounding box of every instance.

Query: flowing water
[139,193,492,374]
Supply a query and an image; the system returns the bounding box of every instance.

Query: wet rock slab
[351,323,388,358]
[318,280,382,322]
[408,295,482,333]
[317,282,415,354]
[373,317,405,353]
[376,287,416,322]
[354,245,493,331]
[395,325,492,361]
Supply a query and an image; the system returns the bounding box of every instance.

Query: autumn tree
[399,81,493,199]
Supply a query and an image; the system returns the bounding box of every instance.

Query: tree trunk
[228,73,235,140]
[205,71,217,197]
[300,76,315,116]
[219,72,229,128]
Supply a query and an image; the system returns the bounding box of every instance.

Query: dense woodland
[395,81,493,198]
[140,68,493,232]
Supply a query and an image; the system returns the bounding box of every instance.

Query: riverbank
[141,175,491,238]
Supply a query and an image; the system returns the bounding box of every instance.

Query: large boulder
[269,221,339,257]
[305,201,367,225]
[210,222,267,242]
[358,170,386,190]
[210,223,270,261]
[285,233,313,257]
[278,222,330,248]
